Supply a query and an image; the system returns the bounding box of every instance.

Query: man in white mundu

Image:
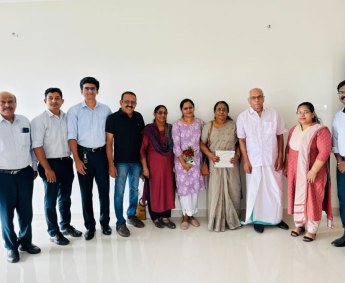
[237,88,289,233]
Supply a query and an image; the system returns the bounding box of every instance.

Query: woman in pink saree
[284,102,333,242]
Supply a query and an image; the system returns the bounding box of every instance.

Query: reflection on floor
[0,214,344,283]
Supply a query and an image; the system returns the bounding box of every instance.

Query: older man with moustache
[0,91,40,263]
[331,80,345,247]
[237,88,289,233]
[106,91,145,237]
[32,88,82,246]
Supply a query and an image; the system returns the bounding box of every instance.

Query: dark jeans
[337,167,345,230]
[38,158,74,237]
[77,148,110,230]
[0,166,34,250]
[146,179,171,221]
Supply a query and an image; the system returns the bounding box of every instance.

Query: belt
[78,145,105,152]
[0,166,30,175]
[47,157,70,161]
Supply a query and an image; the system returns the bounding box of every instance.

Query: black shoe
[7,249,20,263]
[101,225,112,235]
[19,243,41,254]
[50,232,70,246]
[277,220,289,230]
[254,224,264,233]
[332,236,345,247]
[84,229,95,241]
[127,216,145,228]
[61,225,82,237]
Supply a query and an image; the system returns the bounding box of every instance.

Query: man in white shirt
[0,91,40,263]
[331,80,345,247]
[31,88,82,246]
[237,88,289,233]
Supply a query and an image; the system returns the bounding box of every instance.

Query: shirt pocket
[21,132,30,146]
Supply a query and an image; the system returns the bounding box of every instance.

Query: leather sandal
[303,234,316,242]
[291,226,305,237]
[162,218,176,229]
[153,218,164,229]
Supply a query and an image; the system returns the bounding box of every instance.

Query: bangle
[236,152,240,158]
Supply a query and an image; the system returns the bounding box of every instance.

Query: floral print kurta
[172,118,206,196]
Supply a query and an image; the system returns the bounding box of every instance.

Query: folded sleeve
[67,107,78,141]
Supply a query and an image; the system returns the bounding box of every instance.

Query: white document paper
[214,150,235,168]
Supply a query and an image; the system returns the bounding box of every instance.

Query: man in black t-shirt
[105,91,145,237]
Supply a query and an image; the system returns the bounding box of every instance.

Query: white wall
[1,0,344,216]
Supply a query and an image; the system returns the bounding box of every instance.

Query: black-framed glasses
[122,100,137,105]
[156,111,168,115]
[84,87,96,91]
[296,110,311,115]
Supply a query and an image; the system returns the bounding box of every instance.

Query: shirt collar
[0,114,19,123]
[45,109,65,118]
[82,100,99,109]
[118,108,135,117]
[249,106,266,114]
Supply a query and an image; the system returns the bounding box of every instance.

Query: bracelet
[236,152,241,158]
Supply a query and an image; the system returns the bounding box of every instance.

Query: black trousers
[38,157,74,237]
[0,166,34,250]
[77,148,110,230]
[146,179,171,221]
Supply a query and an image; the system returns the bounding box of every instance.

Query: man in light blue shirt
[32,88,82,246]
[0,91,40,263]
[331,80,345,247]
[67,77,112,240]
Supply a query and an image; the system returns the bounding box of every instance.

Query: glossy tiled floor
[0,214,344,283]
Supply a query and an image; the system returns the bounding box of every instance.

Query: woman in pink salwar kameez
[284,102,334,242]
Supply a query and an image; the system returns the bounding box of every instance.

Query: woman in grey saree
[200,101,242,232]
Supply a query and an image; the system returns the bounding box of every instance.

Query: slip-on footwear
[332,236,345,247]
[277,220,289,230]
[180,221,189,230]
[188,218,200,227]
[7,249,20,263]
[254,224,264,233]
[19,243,41,254]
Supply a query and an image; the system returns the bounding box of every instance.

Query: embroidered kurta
[286,124,332,224]
[172,118,206,197]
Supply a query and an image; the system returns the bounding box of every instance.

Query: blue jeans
[114,163,142,226]
[337,168,345,230]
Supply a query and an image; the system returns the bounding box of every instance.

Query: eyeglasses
[84,87,97,91]
[249,95,265,101]
[338,91,345,96]
[0,100,15,106]
[296,110,311,115]
[122,100,137,105]
[183,106,194,111]
[216,108,227,112]
[156,111,168,115]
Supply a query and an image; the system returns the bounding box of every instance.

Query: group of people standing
[0,77,344,264]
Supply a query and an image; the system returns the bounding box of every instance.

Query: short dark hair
[297,102,322,124]
[337,80,345,91]
[80,77,100,90]
[121,91,136,100]
[213,101,233,121]
[45,88,63,99]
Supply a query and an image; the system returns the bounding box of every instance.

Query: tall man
[106,91,145,237]
[0,91,41,263]
[31,88,82,246]
[331,80,345,247]
[67,77,112,240]
[237,88,289,233]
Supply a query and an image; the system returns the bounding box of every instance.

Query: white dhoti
[244,165,283,225]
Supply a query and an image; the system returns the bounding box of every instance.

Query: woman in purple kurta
[172,99,206,230]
